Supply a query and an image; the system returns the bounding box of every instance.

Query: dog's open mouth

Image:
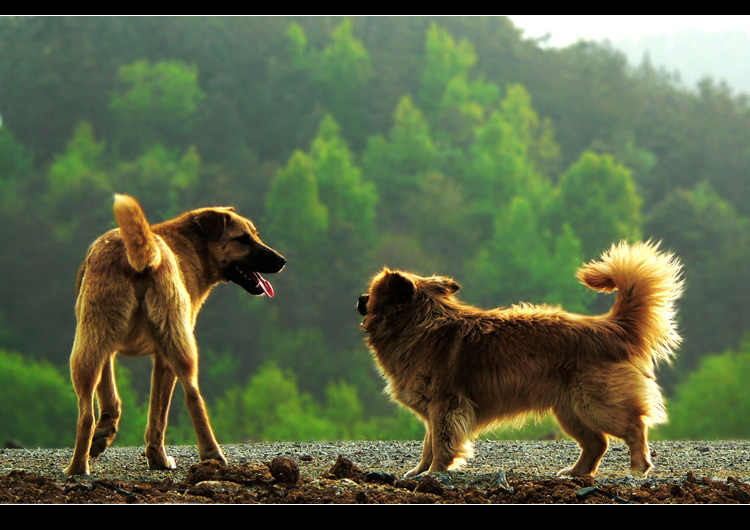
[227,264,275,298]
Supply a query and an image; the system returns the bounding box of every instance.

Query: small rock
[576,486,603,500]
[364,470,397,485]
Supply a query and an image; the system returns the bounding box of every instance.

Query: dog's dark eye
[233,234,252,245]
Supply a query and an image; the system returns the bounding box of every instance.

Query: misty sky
[506,15,750,47]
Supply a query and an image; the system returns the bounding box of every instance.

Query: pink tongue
[253,272,274,298]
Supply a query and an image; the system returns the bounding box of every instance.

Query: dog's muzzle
[357,294,369,316]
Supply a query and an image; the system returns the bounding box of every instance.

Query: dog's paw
[628,468,648,479]
[146,446,178,470]
[404,469,420,479]
[89,426,117,458]
[201,450,227,466]
[404,465,430,479]
[148,455,177,471]
[65,462,90,476]
[557,466,589,478]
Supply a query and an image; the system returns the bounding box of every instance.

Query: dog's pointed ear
[194,210,228,242]
[385,269,415,300]
[445,279,461,294]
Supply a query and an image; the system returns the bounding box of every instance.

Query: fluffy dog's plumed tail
[578,241,683,366]
[113,194,162,272]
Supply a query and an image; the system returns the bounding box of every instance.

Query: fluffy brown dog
[358,241,682,478]
[65,195,286,476]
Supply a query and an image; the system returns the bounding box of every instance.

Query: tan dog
[65,194,286,475]
[358,241,682,478]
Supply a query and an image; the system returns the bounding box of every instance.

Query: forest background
[1,16,749,449]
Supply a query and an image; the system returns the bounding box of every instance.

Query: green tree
[0,127,34,215]
[312,19,373,143]
[645,182,750,387]
[44,121,112,241]
[552,151,642,259]
[111,144,201,219]
[456,84,557,244]
[110,60,205,156]
[464,196,591,312]
[418,22,478,117]
[659,338,750,440]
[362,96,443,231]
[263,115,377,393]
[211,363,336,442]
[0,350,77,448]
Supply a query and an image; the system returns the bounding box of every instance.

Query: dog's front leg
[145,354,178,470]
[426,401,475,473]
[405,429,433,478]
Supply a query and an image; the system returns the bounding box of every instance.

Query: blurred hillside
[1,16,749,447]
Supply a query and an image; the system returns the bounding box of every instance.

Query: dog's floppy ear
[194,210,228,242]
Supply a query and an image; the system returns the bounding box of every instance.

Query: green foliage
[44,121,112,241]
[645,182,750,383]
[553,151,642,258]
[419,22,478,116]
[110,60,205,155]
[0,350,76,448]
[0,127,34,215]
[211,362,335,442]
[312,19,372,116]
[46,121,108,198]
[465,197,592,312]
[659,338,750,440]
[111,144,201,219]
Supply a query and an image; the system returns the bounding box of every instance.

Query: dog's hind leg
[65,336,117,475]
[554,407,609,477]
[89,356,122,459]
[162,337,226,465]
[611,417,653,478]
[144,354,178,470]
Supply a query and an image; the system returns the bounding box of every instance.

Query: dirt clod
[269,457,300,485]
[328,455,362,480]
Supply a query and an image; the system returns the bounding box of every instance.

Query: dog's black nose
[357,294,369,316]
[276,255,287,272]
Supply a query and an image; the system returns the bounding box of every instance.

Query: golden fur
[358,241,683,478]
[65,195,285,475]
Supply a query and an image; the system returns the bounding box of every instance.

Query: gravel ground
[2,440,750,503]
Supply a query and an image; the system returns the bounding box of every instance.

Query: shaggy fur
[358,241,683,478]
[65,195,286,476]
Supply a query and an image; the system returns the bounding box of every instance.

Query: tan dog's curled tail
[578,240,683,366]
[113,194,161,272]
